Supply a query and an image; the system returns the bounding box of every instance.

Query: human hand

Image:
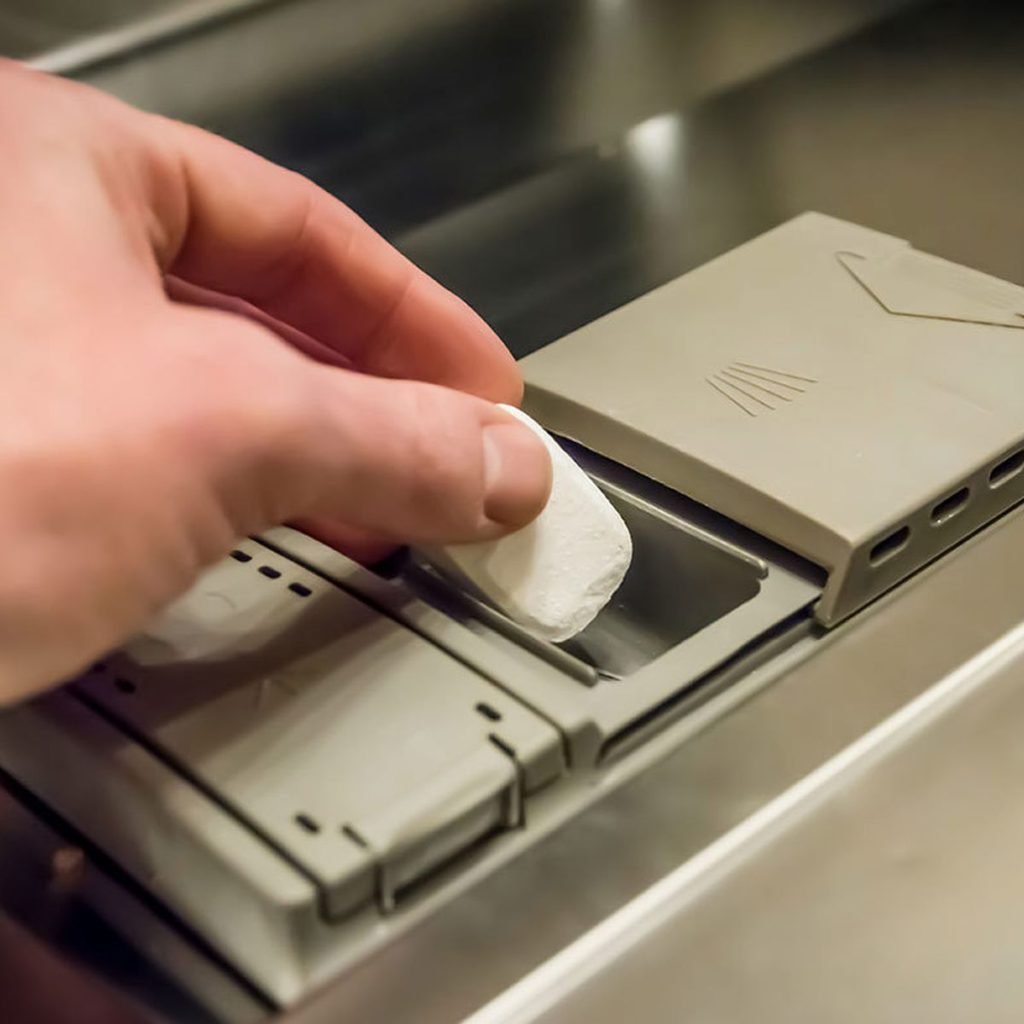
[0,60,551,704]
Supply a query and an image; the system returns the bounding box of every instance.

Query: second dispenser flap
[75,540,564,920]
[521,213,1024,623]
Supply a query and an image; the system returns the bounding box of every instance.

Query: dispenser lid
[76,542,563,919]
[521,213,1024,623]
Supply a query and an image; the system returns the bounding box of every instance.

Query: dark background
[70,0,1024,359]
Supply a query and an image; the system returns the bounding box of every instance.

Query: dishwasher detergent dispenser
[522,212,1024,625]
[2,213,1023,1007]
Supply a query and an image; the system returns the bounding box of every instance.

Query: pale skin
[0,60,552,705]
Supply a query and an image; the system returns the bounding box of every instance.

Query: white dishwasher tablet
[430,405,633,643]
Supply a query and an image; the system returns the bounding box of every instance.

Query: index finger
[148,117,521,403]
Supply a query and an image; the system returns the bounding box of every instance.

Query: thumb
[253,364,553,545]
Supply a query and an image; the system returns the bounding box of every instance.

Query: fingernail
[482,420,552,527]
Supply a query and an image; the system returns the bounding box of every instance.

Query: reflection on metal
[622,110,689,280]
[27,0,286,75]
[467,621,1024,1024]
[624,111,685,177]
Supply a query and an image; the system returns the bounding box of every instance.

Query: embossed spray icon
[706,362,817,417]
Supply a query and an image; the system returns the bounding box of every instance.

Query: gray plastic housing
[5,213,1021,1003]
[521,212,1024,624]
[0,497,817,1002]
[0,540,570,999]
[75,542,565,920]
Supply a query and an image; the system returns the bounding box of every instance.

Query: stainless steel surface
[73,0,920,145]
[392,0,1024,359]
[0,0,239,63]
[0,779,266,1022]
[280,505,1024,1023]
[471,626,1024,1024]
[0,0,167,58]
[0,912,153,1024]
[559,477,764,679]
[2,1,1023,1021]
[26,1,288,75]
[70,0,1020,358]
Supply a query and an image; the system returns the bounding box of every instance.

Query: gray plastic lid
[521,213,1024,624]
[75,542,563,920]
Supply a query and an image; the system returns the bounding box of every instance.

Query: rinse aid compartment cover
[520,213,1024,625]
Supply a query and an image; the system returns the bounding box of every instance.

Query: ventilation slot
[475,702,502,722]
[258,565,282,580]
[341,824,368,848]
[989,449,1024,489]
[294,813,321,835]
[869,525,910,567]
[930,487,970,526]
